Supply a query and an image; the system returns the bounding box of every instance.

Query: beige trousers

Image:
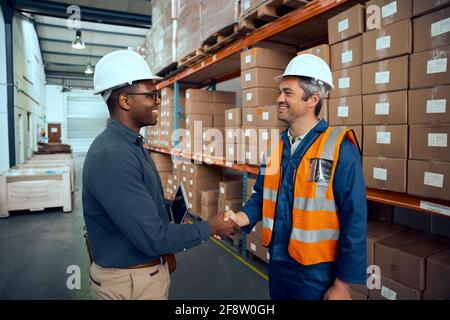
[89,262,171,300]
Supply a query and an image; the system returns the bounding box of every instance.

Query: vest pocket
[308,158,333,186]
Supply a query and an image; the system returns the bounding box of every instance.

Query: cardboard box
[363,156,407,192]
[201,189,220,206]
[246,177,256,200]
[212,103,235,115]
[328,95,363,125]
[362,55,409,94]
[241,47,293,71]
[409,125,450,161]
[225,127,244,145]
[369,276,422,300]
[363,91,408,125]
[330,66,362,98]
[242,87,279,108]
[213,115,225,127]
[225,108,242,127]
[375,229,450,290]
[366,0,413,28]
[320,99,329,121]
[200,204,218,221]
[214,91,236,104]
[186,164,222,178]
[407,160,450,201]
[251,220,263,239]
[413,6,450,52]
[327,4,365,45]
[422,291,445,300]
[186,89,214,102]
[224,199,243,212]
[368,201,394,224]
[246,233,270,264]
[188,176,221,193]
[245,143,264,166]
[363,125,408,158]
[410,45,450,89]
[393,206,431,232]
[219,180,242,200]
[408,86,450,124]
[330,35,362,71]
[186,114,213,128]
[426,248,450,299]
[431,213,450,238]
[367,221,406,266]
[241,67,282,89]
[150,153,173,172]
[185,101,212,115]
[298,44,330,65]
[413,0,450,16]
[242,107,257,127]
[330,125,363,148]
[362,19,412,63]
[255,105,288,127]
[349,288,368,300]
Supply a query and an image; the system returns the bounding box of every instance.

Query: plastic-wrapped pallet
[146,0,178,75]
[177,0,202,61]
[200,0,240,43]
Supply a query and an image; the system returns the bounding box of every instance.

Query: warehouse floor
[0,153,269,300]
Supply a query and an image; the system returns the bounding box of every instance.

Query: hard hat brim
[93,76,163,95]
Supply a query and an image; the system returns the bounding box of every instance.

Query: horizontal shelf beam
[157,0,350,89]
[148,147,450,217]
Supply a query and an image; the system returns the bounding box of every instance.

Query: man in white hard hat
[82,50,239,300]
[225,54,367,300]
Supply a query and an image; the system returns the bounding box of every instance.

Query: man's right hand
[208,212,240,240]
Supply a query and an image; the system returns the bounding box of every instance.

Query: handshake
[208,210,243,240]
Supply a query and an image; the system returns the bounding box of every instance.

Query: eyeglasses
[125,90,161,101]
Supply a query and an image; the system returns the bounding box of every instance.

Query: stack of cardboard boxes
[408,2,450,202]
[240,47,292,165]
[328,4,365,148]
[183,89,236,157]
[150,153,173,199]
[218,179,243,215]
[246,221,270,263]
[180,162,223,215]
[147,87,185,149]
[297,43,330,122]
[325,1,450,201]
[361,0,412,193]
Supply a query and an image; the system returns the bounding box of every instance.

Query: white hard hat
[274,53,334,90]
[93,50,162,101]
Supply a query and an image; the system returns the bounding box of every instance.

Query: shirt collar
[107,118,144,145]
[287,119,322,145]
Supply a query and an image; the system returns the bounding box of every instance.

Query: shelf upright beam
[173,81,180,148]
[242,172,248,258]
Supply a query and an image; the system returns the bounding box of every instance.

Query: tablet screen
[170,185,189,224]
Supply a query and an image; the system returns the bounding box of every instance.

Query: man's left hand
[323,278,351,300]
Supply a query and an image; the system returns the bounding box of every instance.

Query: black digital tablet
[170,183,189,224]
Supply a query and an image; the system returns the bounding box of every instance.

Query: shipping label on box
[410,46,450,89]
[330,66,362,98]
[329,95,363,125]
[409,125,450,161]
[363,125,408,158]
[328,4,365,45]
[363,156,407,192]
[362,55,409,94]
[408,86,450,124]
[363,91,408,125]
[330,35,362,71]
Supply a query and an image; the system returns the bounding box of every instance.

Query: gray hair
[297,77,329,117]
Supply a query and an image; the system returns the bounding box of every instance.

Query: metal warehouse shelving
[150,0,450,235]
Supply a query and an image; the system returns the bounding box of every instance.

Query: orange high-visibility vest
[261,127,359,266]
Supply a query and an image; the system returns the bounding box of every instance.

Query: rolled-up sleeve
[88,146,210,257]
[333,139,367,284]
[241,167,265,233]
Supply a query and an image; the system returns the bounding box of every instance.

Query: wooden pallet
[202,23,245,54]
[239,0,314,33]
[178,48,206,68]
[155,61,178,78]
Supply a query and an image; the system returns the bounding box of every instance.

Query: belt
[125,257,164,269]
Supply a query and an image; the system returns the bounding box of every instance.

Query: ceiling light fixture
[72,30,85,49]
[84,63,94,75]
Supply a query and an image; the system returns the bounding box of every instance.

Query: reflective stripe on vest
[261,126,360,266]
